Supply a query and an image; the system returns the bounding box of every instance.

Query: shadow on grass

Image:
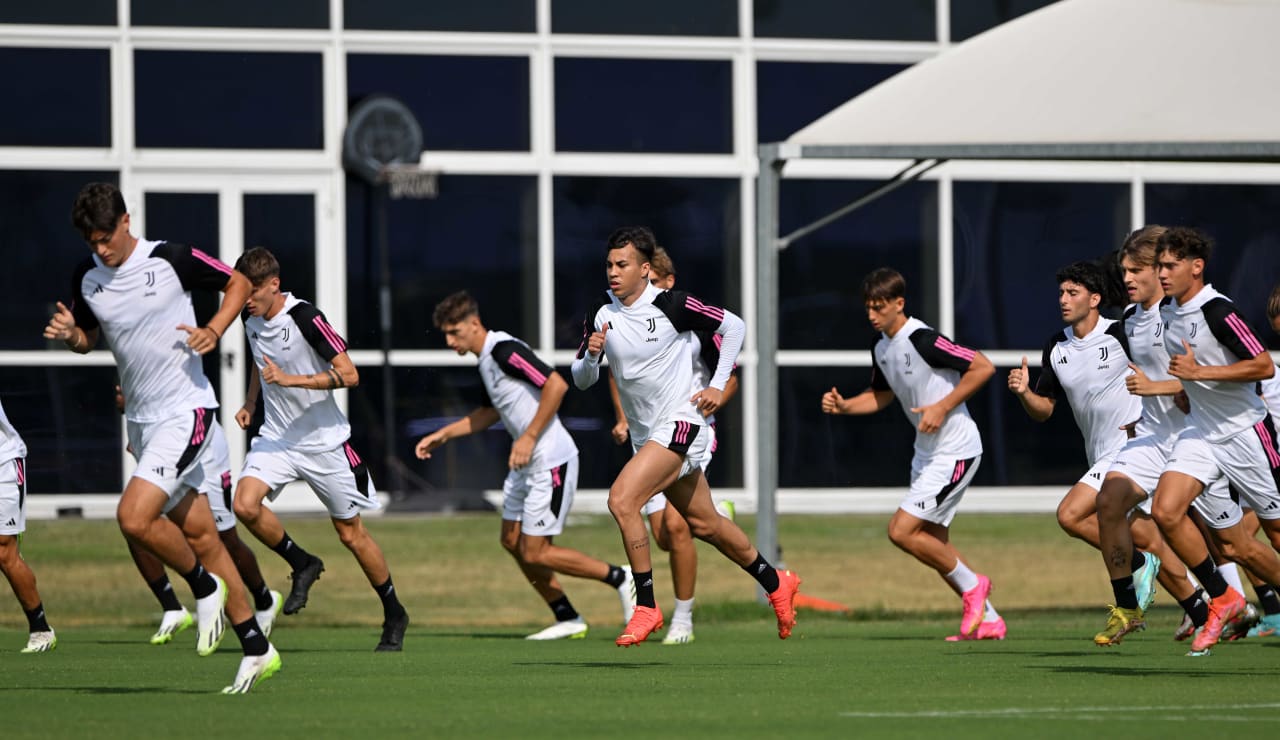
[512,661,670,669]
[0,685,210,695]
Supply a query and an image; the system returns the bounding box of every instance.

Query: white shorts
[198,427,235,533]
[901,453,981,527]
[1165,427,1244,529]
[0,458,27,536]
[642,423,717,517]
[1078,452,1118,493]
[128,408,221,511]
[502,456,577,537]
[242,437,380,520]
[635,419,714,494]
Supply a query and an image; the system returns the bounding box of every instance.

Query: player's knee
[499,531,520,555]
[1150,502,1181,532]
[685,515,716,542]
[334,521,364,549]
[116,511,150,542]
[0,535,17,567]
[606,490,634,520]
[1216,538,1245,563]
[886,521,912,550]
[232,496,259,523]
[1095,488,1126,520]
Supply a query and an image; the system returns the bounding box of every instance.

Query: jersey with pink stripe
[478,330,576,470]
[1162,284,1271,443]
[0,398,26,463]
[243,292,352,452]
[869,316,983,458]
[70,239,222,423]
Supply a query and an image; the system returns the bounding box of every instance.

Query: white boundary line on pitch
[840,702,1280,721]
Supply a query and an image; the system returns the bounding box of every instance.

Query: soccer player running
[606,246,739,645]
[416,291,636,640]
[1149,226,1280,654]
[0,398,56,653]
[44,182,278,693]
[230,247,409,652]
[573,226,800,647]
[822,267,1003,641]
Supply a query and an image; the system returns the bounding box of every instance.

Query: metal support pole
[755,144,784,576]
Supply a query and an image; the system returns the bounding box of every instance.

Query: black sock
[232,618,270,656]
[374,576,407,620]
[1111,576,1140,610]
[181,563,218,600]
[1190,557,1229,599]
[633,570,656,609]
[148,575,183,611]
[251,582,274,611]
[1179,588,1210,627]
[272,532,314,571]
[548,596,579,622]
[603,565,627,588]
[1130,549,1147,573]
[25,603,50,633]
[741,554,781,593]
[1253,584,1280,615]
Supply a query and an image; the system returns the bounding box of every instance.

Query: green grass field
[3,513,1279,738]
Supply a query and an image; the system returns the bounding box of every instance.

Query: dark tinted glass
[6,170,118,351]
[1145,183,1280,349]
[951,0,1059,41]
[552,0,737,36]
[131,0,327,28]
[952,181,1130,349]
[0,1,115,25]
[344,1,534,32]
[555,58,732,153]
[553,177,742,349]
[754,0,934,41]
[779,179,935,349]
[134,51,323,149]
[347,55,530,151]
[244,193,316,303]
[0,48,110,147]
[757,61,906,143]
[346,175,538,350]
[1,366,123,494]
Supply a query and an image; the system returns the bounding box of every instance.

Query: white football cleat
[715,500,736,521]
[221,645,282,694]
[661,620,695,645]
[617,566,636,624]
[150,607,194,645]
[21,630,57,653]
[255,590,284,639]
[195,575,227,657]
[526,617,589,640]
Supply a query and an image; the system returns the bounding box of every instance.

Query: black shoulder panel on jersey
[654,290,725,333]
[69,256,100,330]
[287,301,347,363]
[150,241,233,293]
[576,292,612,360]
[907,328,974,373]
[1035,333,1066,399]
[869,336,891,391]
[1105,319,1133,360]
[1159,296,1175,309]
[491,339,555,389]
[1122,304,1137,322]
[1202,296,1267,361]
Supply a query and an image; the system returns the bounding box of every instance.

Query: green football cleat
[1094,605,1146,646]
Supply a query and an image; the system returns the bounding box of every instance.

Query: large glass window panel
[4,170,118,351]
[347,55,530,152]
[344,2,534,32]
[1,366,123,494]
[244,193,316,303]
[952,181,1129,349]
[553,177,741,349]
[134,51,323,149]
[555,58,732,154]
[0,2,115,25]
[0,48,110,147]
[345,175,538,350]
[757,62,906,144]
[552,0,737,36]
[753,0,934,41]
[1145,183,1280,349]
[131,0,327,28]
[950,0,1059,41]
[779,179,935,350]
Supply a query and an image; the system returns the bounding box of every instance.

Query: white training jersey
[244,293,352,453]
[70,238,225,423]
[688,328,737,427]
[477,329,577,470]
[0,398,26,462]
[1035,317,1142,466]
[1121,300,1186,445]
[869,316,983,459]
[1260,373,1280,418]
[1161,284,1270,443]
[572,282,744,446]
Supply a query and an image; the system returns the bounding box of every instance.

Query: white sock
[983,600,1000,621]
[944,560,980,593]
[671,598,694,624]
[1220,562,1245,595]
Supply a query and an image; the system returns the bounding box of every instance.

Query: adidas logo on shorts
[1216,510,1232,522]
[4,518,15,526]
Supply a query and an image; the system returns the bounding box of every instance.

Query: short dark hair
[71,182,127,240]
[433,290,480,329]
[1268,284,1280,323]
[862,267,906,304]
[1157,226,1214,263]
[606,226,656,264]
[234,246,280,286]
[1056,260,1125,308]
[650,246,676,279]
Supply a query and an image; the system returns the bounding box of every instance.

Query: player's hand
[177,323,219,355]
[691,387,723,416]
[43,301,78,342]
[114,384,125,413]
[611,419,629,445]
[509,434,535,470]
[821,387,846,414]
[1007,356,1030,395]
[1120,420,1139,439]
[1168,340,1201,381]
[235,405,253,430]
[260,356,289,387]
[1124,363,1154,396]
[586,324,609,359]
[1173,390,1191,415]
[910,402,946,434]
[415,431,447,459]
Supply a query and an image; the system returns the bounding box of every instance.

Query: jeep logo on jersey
[646,318,656,333]
[144,271,155,288]
[1099,346,1109,361]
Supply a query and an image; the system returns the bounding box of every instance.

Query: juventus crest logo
[1098,346,1109,361]
[144,271,156,288]
[1189,323,1198,338]
[645,318,656,333]
[282,327,291,342]
[903,353,911,367]
[1154,323,1163,337]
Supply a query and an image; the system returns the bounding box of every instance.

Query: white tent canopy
[752,0,1280,566]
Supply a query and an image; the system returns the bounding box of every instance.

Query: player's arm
[156,243,248,355]
[45,262,101,352]
[1009,338,1058,422]
[572,322,606,390]
[492,340,567,469]
[260,351,358,390]
[606,369,629,444]
[415,407,502,460]
[1175,299,1276,383]
[909,330,996,432]
[822,387,895,416]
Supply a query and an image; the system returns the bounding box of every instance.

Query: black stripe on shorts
[175,407,215,474]
[549,462,568,519]
[343,441,371,498]
[935,456,978,508]
[666,421,701,456]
